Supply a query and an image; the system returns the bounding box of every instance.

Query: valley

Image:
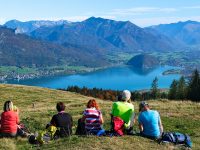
[1,17,200,84]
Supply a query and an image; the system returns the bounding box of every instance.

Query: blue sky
[0,0,200,27]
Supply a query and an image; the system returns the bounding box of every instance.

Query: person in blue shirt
[138,101,163,139]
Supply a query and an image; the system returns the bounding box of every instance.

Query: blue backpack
[158,132,192,148]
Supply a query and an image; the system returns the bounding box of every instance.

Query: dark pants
[140,132,159,140]
[0,132,17,138]
[0,126,27,138]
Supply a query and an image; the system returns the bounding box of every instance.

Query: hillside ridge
[0,84,199,149]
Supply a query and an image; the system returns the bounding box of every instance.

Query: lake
[6,66,181,90]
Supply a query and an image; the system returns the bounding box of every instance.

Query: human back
[50,102,73,137]
[138,101,163,139]
[111,101,134,123]
[0,101,19,137]
[111,90,134,124]
[138,110,160,137]
[81,99,104,134]
[83,107,102,131]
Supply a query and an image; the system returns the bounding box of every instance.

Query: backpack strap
[183,134,188,145]
[158,132,165,144]
[173,132,179,144]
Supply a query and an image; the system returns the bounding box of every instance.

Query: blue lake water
[7,66,181,90]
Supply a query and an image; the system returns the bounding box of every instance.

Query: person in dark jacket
[50,102,73,137]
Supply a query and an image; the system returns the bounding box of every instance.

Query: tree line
[62,69,200,102]
[168,69,200,101]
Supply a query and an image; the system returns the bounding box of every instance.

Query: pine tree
[168,80,178,100]
[188,69,200,101]
[151,77,160,99]
[177,76,187,100]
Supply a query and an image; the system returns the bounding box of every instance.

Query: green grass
[0,84,199,150]
[0,66,37,75]
[45,65,95,72]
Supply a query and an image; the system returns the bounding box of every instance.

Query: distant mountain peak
[84,16,115,24]
[147,20,200,46]
[4,20,70,34]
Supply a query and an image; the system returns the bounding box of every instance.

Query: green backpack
[36,126,58,144]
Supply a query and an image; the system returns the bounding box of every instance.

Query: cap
[122,90,131,101]
[139,101,149,111]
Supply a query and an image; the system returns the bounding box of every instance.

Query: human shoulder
[126,102,134,109]
[63,112,72,117]
[84,108,99,114]
[151,110,159,115]
[52,114,58,120]
[112,101,120,106]
[4,110,17,116]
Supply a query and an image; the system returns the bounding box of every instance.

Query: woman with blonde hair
[81,99,104,135]
[0,101,20,137]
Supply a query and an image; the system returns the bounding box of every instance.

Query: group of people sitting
[0,89,163,140]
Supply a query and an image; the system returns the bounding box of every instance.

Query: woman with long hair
[0,101,20,137]
[81,99,104,135]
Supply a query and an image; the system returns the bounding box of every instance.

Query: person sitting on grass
[49,102,73,137]
[111,90,135,135]
[0,100,20,137]
[81,99,105,135]
[138,101,163,139]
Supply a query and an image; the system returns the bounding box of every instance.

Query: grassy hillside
[0,84,199,150]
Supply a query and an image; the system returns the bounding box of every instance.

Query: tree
[151,77,160,99]
[188,69,200,101]
[177,76,187,100]
[168,80,178,100]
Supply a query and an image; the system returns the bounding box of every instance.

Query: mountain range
[147,20,200,47]
[4,19,70,34]
[0,27,108,67]
[29,17,180,53]
[1,17,200,68]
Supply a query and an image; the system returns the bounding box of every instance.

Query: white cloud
[182,6,200,9]
[109,7,177,16]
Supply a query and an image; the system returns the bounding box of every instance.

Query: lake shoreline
[5,66,181,91]
[0,63,185,83]
[0,64,120,83]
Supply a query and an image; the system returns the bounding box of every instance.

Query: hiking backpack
[75,118,87,135]
[112,116,124,136]
[158,132,192,148]
[29,125,58,145]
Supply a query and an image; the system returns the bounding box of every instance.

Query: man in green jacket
[111,90,135,134]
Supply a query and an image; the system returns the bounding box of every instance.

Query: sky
[0,0,200,27]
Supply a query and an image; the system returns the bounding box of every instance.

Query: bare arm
[139,123,143,132]
[158,118,163,134]
[99,113,104,124]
